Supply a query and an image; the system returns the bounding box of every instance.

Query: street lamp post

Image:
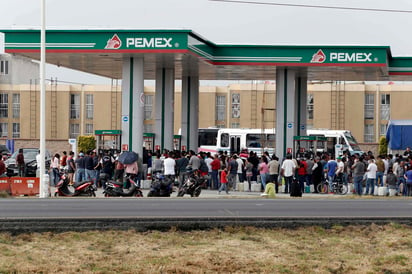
[39,0,47,198]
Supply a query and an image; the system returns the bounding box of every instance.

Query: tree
[378,136,388,156]
[77,136,96,154]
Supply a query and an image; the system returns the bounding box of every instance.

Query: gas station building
[1,29,412,160]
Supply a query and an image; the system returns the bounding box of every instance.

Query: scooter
[147,172,173,197]
[177,169,204,197]
[54,173,96,197]
[103,175,143,197]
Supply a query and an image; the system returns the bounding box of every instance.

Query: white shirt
[205,157,213,173]
[367,162,377,179]
[336,161,344,174]
[163,157,176,175]
[281,159,296,177]
[236,158,244,173]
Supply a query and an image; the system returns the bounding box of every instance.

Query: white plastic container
[237,182,244,192]
[251,183,261,192]
[389,188,397,196]
[378,186,388,196]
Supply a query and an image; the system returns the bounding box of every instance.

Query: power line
[209,0,412,13]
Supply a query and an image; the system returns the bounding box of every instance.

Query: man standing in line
[280,154,296,193]
[326,156,338,193]
[163,151,176,185]
[210,154,221,190]
[352,155,365,196]
[227,154,238,191]
[75,152,86,183]
[268,155,279,193]
[365,157,378,195]
[16,149,25,177]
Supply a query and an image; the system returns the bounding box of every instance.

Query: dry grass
[0,224,411,273]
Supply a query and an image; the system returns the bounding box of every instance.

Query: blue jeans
[284,176,293,193]
[298,175,306,193]
[353,175,364,196]
[211,170,219,189]
[376,172,384,187]
[328,175,335,191]
[85,169,94,181]
[365,178,376,195]
[76,168,85,183]
[219,183,229,194]
[260,173,267,190]
[52,168,60,186]
[398,177,406,196]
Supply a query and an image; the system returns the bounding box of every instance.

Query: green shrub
[77,136,96,154]
[378,136,388,155]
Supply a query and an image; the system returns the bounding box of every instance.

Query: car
[0,145,11,159]
[5,148,51,177]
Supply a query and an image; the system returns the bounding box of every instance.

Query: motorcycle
[147,172,173,197]
[54,173,96,197]
[103,175,143,197]
[177,169,206,197]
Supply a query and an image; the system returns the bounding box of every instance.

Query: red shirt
[297,161,307,176]
[220,170,228,183]
[211,158,221,171]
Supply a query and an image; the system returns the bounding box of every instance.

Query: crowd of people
[39,146,412,197]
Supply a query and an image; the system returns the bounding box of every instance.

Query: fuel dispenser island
[95,130,122,156]
[293,136,328,159]
[143,133,155,153]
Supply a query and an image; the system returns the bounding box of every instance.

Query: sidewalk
[50,184,354,199]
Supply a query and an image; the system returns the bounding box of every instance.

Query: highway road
[1,197,411,233]
[1,198,411,218]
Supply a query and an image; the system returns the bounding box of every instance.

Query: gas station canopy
[2,29,412,81]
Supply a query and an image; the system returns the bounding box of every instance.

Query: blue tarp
[386,120,412,150]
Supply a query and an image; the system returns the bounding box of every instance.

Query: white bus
[198,128,275,156]
[197,128,363,157]
[306,129,363,156]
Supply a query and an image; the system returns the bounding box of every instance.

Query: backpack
[199,159,209,173]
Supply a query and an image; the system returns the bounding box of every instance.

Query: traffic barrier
[10,177,40,196]
[0,177,10,194]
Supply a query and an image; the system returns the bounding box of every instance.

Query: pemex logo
[105,34,122,49]
[311,49,326,63]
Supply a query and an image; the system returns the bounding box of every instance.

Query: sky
[1,0,411,84]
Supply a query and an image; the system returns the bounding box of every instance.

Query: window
[69,124,80,138]
[144,95,153,120]
[307,94,314,120]
[85,123,93,135]
[220,133,229,147]
[380,124,388,136]
[85,94,93,119]
[380,94,390,120]
[0,123,8,137]
[364,124,374,143]
[12,123,20,138]
[231,93,240,118]
[0,60,8,75]
[246,134,263,148]
[364,94,374,120]
[12,94,20,118]
[0,94,8,118]
[70,94,80,119]
[231,122,240,128]
[216,95,226,121]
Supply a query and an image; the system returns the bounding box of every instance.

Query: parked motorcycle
[54,173,96,197]
[147,172,173,197]
[177,169,205,197]
[103,175,143,197]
